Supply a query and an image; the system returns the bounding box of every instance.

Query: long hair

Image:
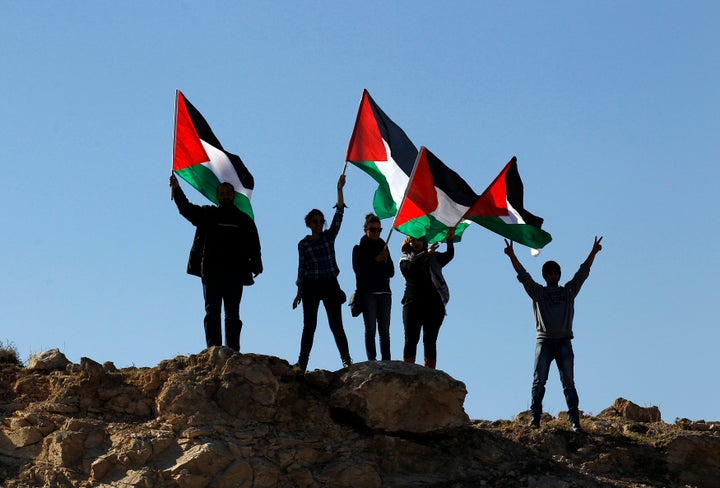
[401,235,426,255]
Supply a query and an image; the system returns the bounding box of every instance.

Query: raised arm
[335,173,346,209]
[169,173,204,225]
[583,236,603,267]
[436,228,455,266]
[504,239,526,274]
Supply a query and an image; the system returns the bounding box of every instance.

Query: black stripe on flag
[506,160,544,228]
[366,92,418,176]
[182,95,254,192]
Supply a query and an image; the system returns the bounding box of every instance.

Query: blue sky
[2,2,718,422]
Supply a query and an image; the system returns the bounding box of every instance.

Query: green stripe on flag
[470,216,551,249]
[350,161,398,219]
[176,165,254,220]
[395,215,471,243]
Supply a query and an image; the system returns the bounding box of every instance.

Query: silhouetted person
[399,228,455,369]
[170,174,262,352]
[292,174,352,372]
[352,213,394,361]
[504,236,603,432]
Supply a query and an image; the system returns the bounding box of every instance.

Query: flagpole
[384,227,395,248]
[342,161,349,175]
[386,146,424,247]
[170,89,179,200]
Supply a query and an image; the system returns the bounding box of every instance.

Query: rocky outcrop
[0,348,718,487]
[25,348,70,372]
[598,397,662,423]
[328,361,469,434]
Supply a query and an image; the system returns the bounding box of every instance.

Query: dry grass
[0,340,22,366]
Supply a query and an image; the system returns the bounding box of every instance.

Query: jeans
[202,274,244,351]
[402,292,445,361]
[361,292,391,360]
[298,279,351,369]
[531,338,579,419]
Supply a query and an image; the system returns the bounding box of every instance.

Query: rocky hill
[0,347,718,487]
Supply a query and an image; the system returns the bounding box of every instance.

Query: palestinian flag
[173,90,255,219]
[345,89,418,219]
[465,157,552,252]
[393,147,503,243]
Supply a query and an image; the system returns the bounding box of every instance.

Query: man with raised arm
[504,236,603,432]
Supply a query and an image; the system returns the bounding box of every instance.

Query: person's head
[542,260,561,286]
[304,209,325,233]
[216,182,235,207]
[363,213,382,241]
[401,235,427,254]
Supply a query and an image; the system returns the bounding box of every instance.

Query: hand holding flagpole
[445,227,456,243]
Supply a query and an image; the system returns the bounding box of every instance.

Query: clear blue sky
[2,2,718,422]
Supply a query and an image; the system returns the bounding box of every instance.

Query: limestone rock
[598,397,662,422]
[329,361,469,434]
[26,348,70,371]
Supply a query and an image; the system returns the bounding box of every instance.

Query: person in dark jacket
[169,174,262,352]
[504,236,603,432]
[352,213,394,361]
[399,228,455,369]
[292,174,352,372]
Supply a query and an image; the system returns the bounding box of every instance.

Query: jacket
[173,186,262,284]
[352,235,394,293]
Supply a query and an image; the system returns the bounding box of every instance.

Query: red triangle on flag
[173,91,211,171]
[345,89,388,162]
[464,157,513,219]
[394,147,439,228]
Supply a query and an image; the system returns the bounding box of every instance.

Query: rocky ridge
[0,347,718,487]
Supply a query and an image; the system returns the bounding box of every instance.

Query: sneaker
[342,358,353,368]
[292,363,306,374]
[528,418,540,429]
[570,420,583,433]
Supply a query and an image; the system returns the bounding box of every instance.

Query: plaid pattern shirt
[296,207,344,284]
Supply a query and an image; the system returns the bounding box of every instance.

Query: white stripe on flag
[433,187,470,226]
[200,140,251,198]
[500,200,525,225]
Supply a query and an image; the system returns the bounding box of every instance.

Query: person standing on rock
[399,228,455,369]
[292,173,352,372]
[352,213,395,362]
[503,236,603,432]
[169,174,263,352]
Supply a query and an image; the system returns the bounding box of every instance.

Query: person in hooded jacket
[352,213,394,361]
[399,228,455,369]
[169,174,262,352]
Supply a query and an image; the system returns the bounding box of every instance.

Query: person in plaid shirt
[292,174,352,372]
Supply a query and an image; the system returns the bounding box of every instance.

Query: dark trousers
[402,292,445,361]
[298,279,351,369]
[531,338,579,419]
[202,274,244,351]
[361,292,392,360]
